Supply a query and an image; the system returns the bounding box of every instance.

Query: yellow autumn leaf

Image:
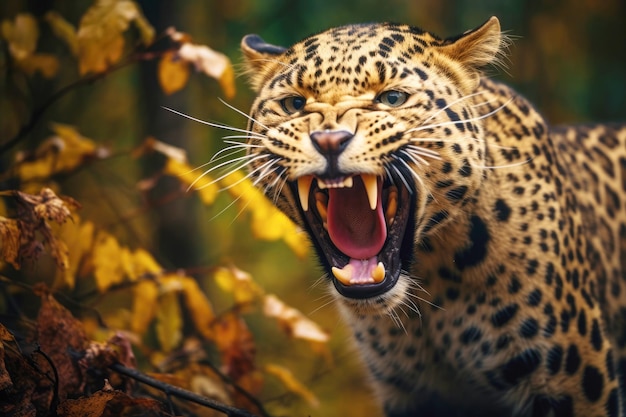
[180,276,215,340]
[219,170,308,257]
[15,53,59,78]
[0,217,21,269]
[176,42,236,99]
[263,294,329,343]
[131,279,158,334]
[16,123,104,182]
[265,363,319,407]
[164,158,219,205]
[52,218,95,290]
[124,248,163,280]
[158,50,190,95]
[214,266,264,306]
[77,0,155,74]
[1,13,38,60]
[44,11,78,56]
[134,136,187,163]
[92,230,125,292]
[155,291,182,352]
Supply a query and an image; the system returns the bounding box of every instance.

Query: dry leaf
[134,136,188,163]
[0,188,79,269]
[214,265,263,306]
[265,363,319,407]
[57,390,169,417]
[44,10,79,55]
[158,50,191,95]
[0,217,21,269]
[16,53,60,78]
[1,13,38,60]
[211,312,256,381]
[36,292,89,400]
[77,0,155,74]
[177,42,236,99]
[263,294,330,344]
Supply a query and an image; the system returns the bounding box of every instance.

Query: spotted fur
[236,17,626,416]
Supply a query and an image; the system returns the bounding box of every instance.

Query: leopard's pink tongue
[326,177,386,259]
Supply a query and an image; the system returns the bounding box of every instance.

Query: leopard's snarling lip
[293,173,415,299]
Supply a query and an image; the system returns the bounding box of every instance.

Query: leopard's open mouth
[293,174,415,299]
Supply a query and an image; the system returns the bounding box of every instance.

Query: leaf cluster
[0,1,329,416]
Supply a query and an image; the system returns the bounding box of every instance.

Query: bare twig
[109,362,264,417]
[0,51,166,156]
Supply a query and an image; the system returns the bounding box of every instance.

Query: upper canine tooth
[361,174,378,210]
[297,176,314,211]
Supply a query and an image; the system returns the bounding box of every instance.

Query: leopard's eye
[376,90,408,107]
[279,96,306,114]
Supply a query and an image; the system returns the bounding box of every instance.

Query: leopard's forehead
[272,23,441,99]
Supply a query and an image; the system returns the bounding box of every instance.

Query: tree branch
[0,51,165,157]
[109,362,264,417]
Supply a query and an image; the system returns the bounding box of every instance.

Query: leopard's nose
[310,130,354,156]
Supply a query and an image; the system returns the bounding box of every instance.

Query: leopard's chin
[292,173,416,299]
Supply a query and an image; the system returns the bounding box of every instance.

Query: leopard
[234,16,626,416]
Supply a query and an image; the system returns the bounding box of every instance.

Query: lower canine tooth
[297,175,314,211]
[332,265,354,285]
[371,262,385,283]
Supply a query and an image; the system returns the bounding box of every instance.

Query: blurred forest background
[1,1,625,417]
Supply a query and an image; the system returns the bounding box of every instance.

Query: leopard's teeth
[331,264,354,286]
[385,186,398,225]
[361,174,378,210]
[317,176,354,189]
[297,175,314,211]
[371,262,385,283]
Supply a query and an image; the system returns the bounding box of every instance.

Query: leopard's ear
[241,34,287,91]
[436,16,507,91]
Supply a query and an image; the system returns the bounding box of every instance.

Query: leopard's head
[240,17,504,311]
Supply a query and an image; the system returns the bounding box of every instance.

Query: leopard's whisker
[399,149,431,167]
[219,98,271,130]
[218,159,278,193]
[477,158,533,170]
[221,135,266,141]
[190,152,266,187]
[162,106,262,136]
[407,98,514,134]
[420,90,488,125]
[405,144,441,159]
[209,145,252,164]
[389,163,414,195]
[190,153,269,191]
[208,192,243,222]
[403,145,443,163]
